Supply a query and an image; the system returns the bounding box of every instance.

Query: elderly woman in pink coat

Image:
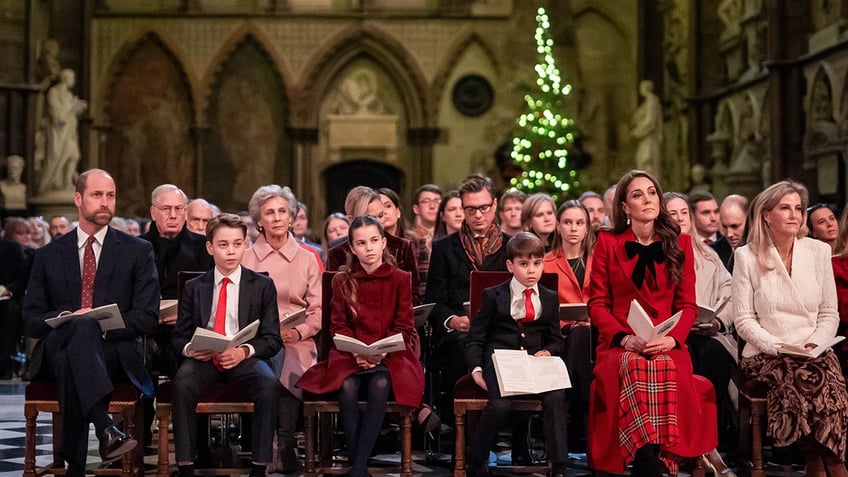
[242,184,323,473]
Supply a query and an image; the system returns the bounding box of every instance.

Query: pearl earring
[626,215,631,226]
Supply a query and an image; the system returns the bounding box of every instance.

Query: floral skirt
[741,351,848,459]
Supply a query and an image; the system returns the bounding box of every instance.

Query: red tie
[522,288,535,324]
[81,236,96,308]
[212,277,229,370]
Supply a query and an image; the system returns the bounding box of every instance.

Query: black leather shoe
[99,424,137,461]
[466,464,491,477]
[511,452,532,466]
[278,446,298,474]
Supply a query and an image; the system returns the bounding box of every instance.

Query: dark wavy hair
[613,170,684,283]
[337,215,397,317]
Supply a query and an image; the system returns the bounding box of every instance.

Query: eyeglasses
[418,198,441,206]
[463,202,494,216]
[155,205,186,215]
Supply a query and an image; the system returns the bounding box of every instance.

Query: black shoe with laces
[98,424,137,461]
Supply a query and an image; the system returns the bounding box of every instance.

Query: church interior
[1,0,848,476]
[2,0,844,222]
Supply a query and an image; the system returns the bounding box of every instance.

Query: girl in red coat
[298,215,424,477]
[587,171,716,476]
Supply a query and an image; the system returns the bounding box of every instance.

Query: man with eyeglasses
[140,184,214,444]
[425,175,510,430]
[408,184,442,297]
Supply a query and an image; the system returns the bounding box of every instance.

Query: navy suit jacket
[424,231,510,342]
[23,227,160,394]
[466,280,562,370]
[172,266,282,361]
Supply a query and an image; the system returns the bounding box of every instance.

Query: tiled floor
[0,377,805,477]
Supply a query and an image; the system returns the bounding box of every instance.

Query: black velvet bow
[624,241,665,290]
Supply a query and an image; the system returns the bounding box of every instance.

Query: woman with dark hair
[587,171,716,476]
[434,190,463,240]
[734,181,848,477]
[298,215,424,477]
[378,187,407,238]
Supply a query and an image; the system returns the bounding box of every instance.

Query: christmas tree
[509,7,579,202]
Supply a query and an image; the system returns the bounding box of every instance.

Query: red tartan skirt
[588,347,717,474]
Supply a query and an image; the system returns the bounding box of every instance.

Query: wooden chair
[736,338,766,477]
[303,271,414,477]
[24,380,143,477]
[452,271,558,477]
[155,380,255,477]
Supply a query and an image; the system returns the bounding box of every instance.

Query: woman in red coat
[298,215,424,477]
[587,171,717,476]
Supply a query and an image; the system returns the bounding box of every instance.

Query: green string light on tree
[508,7,579,202]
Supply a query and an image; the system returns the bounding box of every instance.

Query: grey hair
[150,184,187,206]
[248,184,298,231]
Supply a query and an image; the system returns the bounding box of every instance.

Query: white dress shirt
[76,226,108,274]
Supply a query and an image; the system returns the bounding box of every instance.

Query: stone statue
[717,0,742,40]
[0,155,27,210]
[335,69,386,115]
[40,68,87,195]
[631,80,663,176]
[688,164,711,194]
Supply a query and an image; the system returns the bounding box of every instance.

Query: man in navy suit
[23,169,160,476]
[170,213,282,477]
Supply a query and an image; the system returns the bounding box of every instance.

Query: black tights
[338,368,391,477]
[632,444,663,477]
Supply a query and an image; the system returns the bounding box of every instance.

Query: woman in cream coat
[733,180,848,477]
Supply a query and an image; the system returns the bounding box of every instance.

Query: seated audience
[48,215,71,238]
[293,202,322,254]
[831,206,848,367]
[28,217,51,248]
[378,187,407,238]
[711,194,749,273]
[187,198,215,235]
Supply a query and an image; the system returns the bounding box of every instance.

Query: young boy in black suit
[465,232,570,477]
[171,213,283,477]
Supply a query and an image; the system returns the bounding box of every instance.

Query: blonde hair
[344,186,380,219]
[746,180,809,271]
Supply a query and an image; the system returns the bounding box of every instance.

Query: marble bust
[0,155,27,210]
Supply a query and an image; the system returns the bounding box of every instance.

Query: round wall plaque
[452,74,494,117]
